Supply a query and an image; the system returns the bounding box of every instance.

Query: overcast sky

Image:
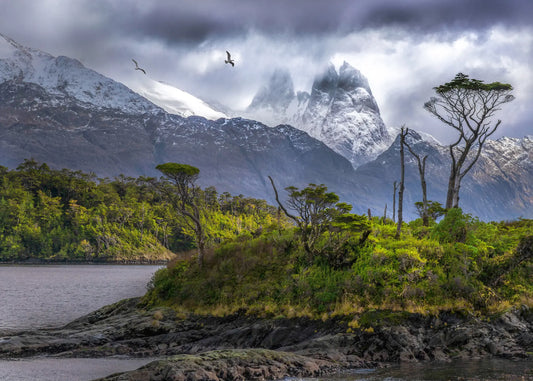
[1,0,531,142]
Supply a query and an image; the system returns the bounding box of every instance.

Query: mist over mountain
[246,62,393,168]
[0,33,531,221]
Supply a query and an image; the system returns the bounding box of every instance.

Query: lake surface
[0,264,162,380]
[1,265,531,381]
[0,264,161,331]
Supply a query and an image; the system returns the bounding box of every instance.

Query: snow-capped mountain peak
[0,33,158,115]
[1,33,225,120]
[246,61,393,168]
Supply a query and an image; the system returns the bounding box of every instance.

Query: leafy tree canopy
[156,163,200,181]
[434,72,513,94]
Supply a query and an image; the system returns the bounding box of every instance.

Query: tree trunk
[405,136,429,225]
[396,127,407,239]
[194,213,206,266]
[452,180,461,208]
[420,157,429,226]
[421,176,429,226]
[445,161,457,210]
[392,181,397,223]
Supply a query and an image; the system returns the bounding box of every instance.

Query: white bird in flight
[132,59,146,74]
[225,51,235,67]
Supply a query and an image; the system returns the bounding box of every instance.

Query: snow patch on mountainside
[127,75,227,119]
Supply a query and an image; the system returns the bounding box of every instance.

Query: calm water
[1,265,531,381]
[0,265,161,331]
[0,264,162,380]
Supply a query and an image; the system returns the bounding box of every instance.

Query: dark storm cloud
[4,0,530,50]
[108,0,533,45]
[361,0,533,32]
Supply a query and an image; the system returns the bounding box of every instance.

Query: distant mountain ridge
[0,33,157,115]
[0,33,224,120]
[0,33,531,221]
[0,33,360,206]
[354,131,533,221]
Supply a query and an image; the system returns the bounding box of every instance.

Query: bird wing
[226,51,231,60]
[132,59,138,67]
[139,68,146,74]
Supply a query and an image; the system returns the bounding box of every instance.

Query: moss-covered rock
[94,348,338,381]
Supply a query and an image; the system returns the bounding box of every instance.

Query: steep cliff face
[301,62,391,167]
[246,62,392,168]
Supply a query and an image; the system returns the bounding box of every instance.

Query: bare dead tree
[404,134,429,226]
[424,73,514,209]
[396,127,408,239]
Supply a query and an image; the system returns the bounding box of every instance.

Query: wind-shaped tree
[424,73,514,209]
[156,163,206,265]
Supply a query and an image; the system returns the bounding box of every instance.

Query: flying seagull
[132,59,146,74]
[224,51,235,67]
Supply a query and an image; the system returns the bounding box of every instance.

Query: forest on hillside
[0,159,279,262]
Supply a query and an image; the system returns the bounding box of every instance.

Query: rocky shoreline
[0,298,532,380]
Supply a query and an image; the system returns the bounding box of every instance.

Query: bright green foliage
[156,163,200,177]
[0,160,281,262]
[283,183,370,265]
[431,208,472,243]
[144,208,533,317]
[415,200,445,222]
[434,73,513,93]
[3,159,531,316]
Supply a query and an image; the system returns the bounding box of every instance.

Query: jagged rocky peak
[245,61,392,168]
[312,63,338,93]
[301,61,392,167]
[338,61,371,93]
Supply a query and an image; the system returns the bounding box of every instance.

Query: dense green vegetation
[0,159,280,262]
[144,196,533,317]
[2,159,531,318]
